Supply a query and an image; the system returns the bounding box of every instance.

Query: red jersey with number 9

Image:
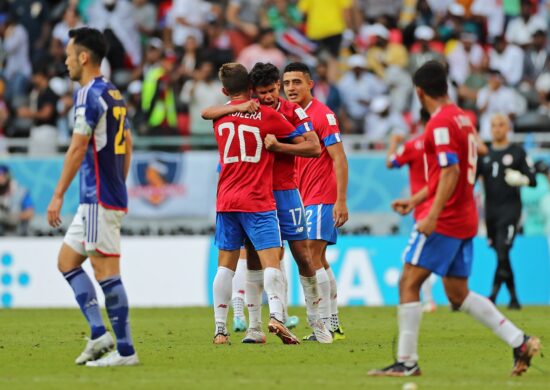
[422,104,478,239]
[214,100,303,212]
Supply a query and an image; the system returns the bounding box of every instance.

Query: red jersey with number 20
[295,98,342,206]
[274,98,313,190]
[390,134,428,220]
[422,104,478,239]
[215,100,303,212]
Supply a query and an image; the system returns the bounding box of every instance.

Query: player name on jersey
[231,111,262,120]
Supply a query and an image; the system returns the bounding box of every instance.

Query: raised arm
[386,133,405,169]
[201,100,259,120]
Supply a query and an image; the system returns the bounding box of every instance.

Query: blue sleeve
[323,133,342,147]
[74,88,105,130]
[285,121,313,139]
[21,191,33,210]
[437,152,459,167]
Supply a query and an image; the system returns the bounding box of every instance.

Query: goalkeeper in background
[476,113,536,310]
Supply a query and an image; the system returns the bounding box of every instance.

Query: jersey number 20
[113,106,127,155]
[218,123,261,164]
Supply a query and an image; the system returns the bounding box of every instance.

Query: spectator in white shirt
[447,32,484,85]
[505,0,547,46]
[489,36,525,85]
[180,61,227,135]
[88,0,142,69]
[338,54,386,134]
[364,95,408,147]
[52,5,84,47]
[166,0,214,47]
[0,14,31,104]
[470,0,505,42]
[476,69,520,140]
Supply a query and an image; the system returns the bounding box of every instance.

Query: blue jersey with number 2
[73,76,129,210]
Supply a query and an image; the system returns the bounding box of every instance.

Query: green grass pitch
[1,306,548,389]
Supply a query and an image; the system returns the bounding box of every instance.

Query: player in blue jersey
[47,27,138,367]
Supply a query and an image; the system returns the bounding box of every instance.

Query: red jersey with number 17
[295,98,342,206]
[273,98,313,190]
[422,104,478,239]
[390,134,428,220]
[214,100,303,212]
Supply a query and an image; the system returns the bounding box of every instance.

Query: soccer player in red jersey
[211,63,308,345]
[387,109,436,313]
[203,62,333,344]
[279,62,348,340]
[369,61,540,377]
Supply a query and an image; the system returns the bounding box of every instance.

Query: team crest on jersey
[129,154,184,206]
[502,154,513,166]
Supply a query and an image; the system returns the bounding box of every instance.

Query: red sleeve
[289,104,311,128]
[429,119,460,167]
[392,141,413,168]
[269,110,299,139]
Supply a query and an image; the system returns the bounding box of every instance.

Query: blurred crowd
[2,0,550,153]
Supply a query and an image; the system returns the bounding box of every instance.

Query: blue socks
[63,267,106,340]
[99,276,135,357]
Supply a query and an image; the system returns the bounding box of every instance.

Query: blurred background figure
[0,164,34,236]
[364,95,408,149]
[236,27,286,71]
[180,61,226,137]
[522,160,550,236]
[477,113,536,310]
[476,69,521,141]
[141,50,178,141]
[338,54,385,134]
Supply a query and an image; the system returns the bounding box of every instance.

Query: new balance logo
[217,304,228,308]
[312,298,322,306]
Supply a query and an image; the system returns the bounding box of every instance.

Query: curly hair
[249,62,280,88]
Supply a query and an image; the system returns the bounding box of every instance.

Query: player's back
[215,101,297,212]
[423,104,478,238]
[296,98,341,205]
[76,76,129,210]
[273,98,312,191]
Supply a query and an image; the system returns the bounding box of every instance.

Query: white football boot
[75,332,115,365]
[86,350,139,367]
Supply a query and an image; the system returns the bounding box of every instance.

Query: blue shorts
[402,228,473,277]
[215,211,282,251]
[305,204,337,245]
[274,189,309,241]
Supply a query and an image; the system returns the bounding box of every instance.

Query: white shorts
[64,203,125,257]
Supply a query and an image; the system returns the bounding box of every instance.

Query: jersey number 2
[113,106,127,155]
[218,123,261,164]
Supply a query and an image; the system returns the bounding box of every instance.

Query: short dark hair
[218,62,249,95]
[283,62,312,78]
[68,27,108,65]
[413,60,448,98]
[249,62,280,88]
